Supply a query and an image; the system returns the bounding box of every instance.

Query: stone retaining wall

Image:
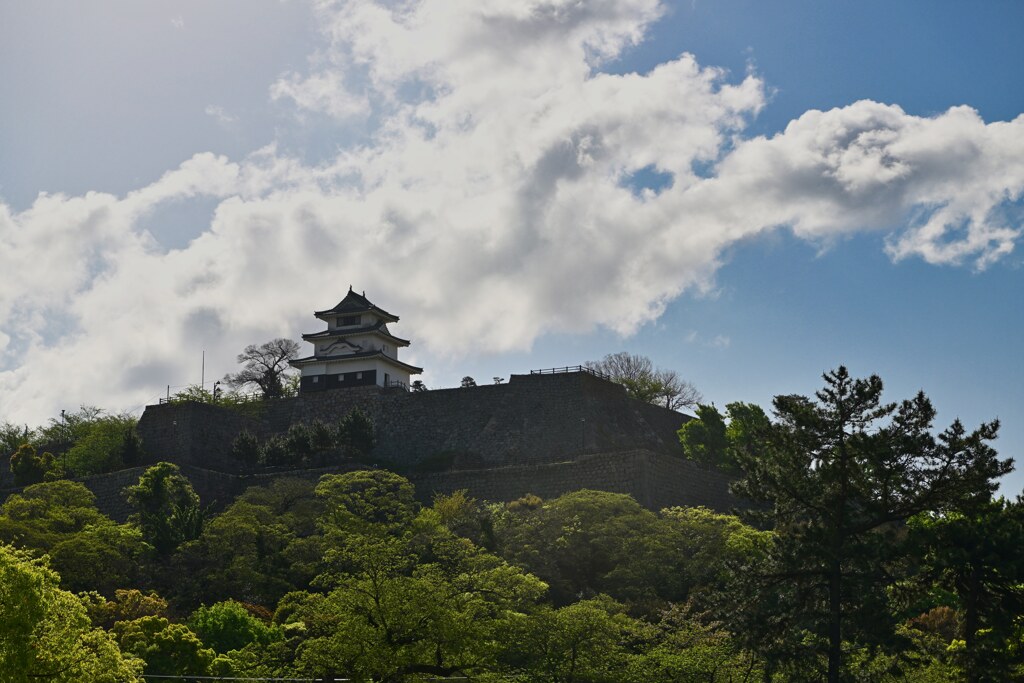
[0,449,736,522]
[3,371,739,520]
[410,449,735,511]
[138,372,692,472]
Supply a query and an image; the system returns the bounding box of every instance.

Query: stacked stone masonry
[1,372,736,519]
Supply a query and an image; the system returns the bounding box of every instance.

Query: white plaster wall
[322,357,411,386]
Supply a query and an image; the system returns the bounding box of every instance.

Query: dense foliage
[0,368,1019,681]
[2,406,144,483]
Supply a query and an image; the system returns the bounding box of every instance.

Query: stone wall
[1,372,738,520]
[0,449,737,522]
[410,449,735,511]
[138,371,692,472]
[136,402,261,472]
[77,370,742,518]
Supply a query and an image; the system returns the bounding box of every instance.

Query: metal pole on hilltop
[61,409,66,470]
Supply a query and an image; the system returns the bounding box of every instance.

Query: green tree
[258,435,292,467]
[460,376,477,388]
[432,489,495,549]
[660,506,771,602]
[704,367,1012,682]
[0,480,111,550]
[188,600,279,654]
[174,502,307,609]
[33,405,104,451]
[83,589,169,630]
[308,419,337,457]
[64,414,141,475]
[283,423,313,463]
[124,463,204,556]
[223,338,300,399]
[316,469,418,532]
[497,596,635,682]
[0,543,143,681]
[113,616,219,677]
[679,401,771,474]
[49,523,150,595]
[295,479,546,682]
[493,490,684,610]
[338,408,375,459]
[0,481,151,594]
[625,602,763,683]
[171,479,323,609]
[9,443,55,486]
[231,430,260,465]
[0,422,34,460]
[910,497,1024,681]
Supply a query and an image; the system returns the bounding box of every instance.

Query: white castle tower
[290,288,422,392]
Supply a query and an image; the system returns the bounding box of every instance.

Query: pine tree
[689,367,1012,681]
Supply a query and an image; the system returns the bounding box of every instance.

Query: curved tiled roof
[301,319,410,346]
[290,348,422,374]
[314,289,398,322]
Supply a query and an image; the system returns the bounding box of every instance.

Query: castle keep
[292,288,422,392]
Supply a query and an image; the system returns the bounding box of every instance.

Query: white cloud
[270,72,371,120]
[684,331,730,348]
[1,0,1022,426]
[204,105,237,125]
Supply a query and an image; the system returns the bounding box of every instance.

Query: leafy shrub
[64,414,141,476]
[258,436,291,467]
[338,409,375,459]
[9,444,55,486]
[309,420,336,454]
[283,424,313,463]
[188,600,279,654]
[231,431,260,465]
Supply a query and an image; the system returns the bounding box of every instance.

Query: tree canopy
[0,367,1018,682]
[223,338,300,399]
[0,543,143,681]
[124,462,204,556]
[682,366,1013,682]
[586,351,702,410]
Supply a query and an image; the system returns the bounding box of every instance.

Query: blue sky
[1,1,1022,493]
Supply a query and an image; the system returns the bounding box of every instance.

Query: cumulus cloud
[204,105,237,125]
[270,72,371,120]
[1,0,1022,425]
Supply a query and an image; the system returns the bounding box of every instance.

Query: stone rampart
[138,372,691,471]
[410,449,735,511]
[94,370,740,516]
[1,372,739,520]
[1,449,736,522]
